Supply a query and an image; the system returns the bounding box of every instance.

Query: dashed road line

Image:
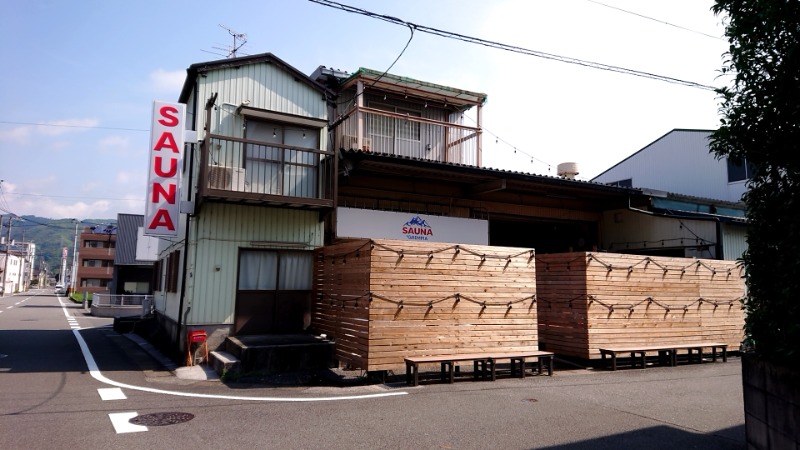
[98,388,127,401]
[108,412,147,434]
[60,298,408,403]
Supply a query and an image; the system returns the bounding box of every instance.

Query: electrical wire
[584,0,725,41]
[309,0,718,91]
[334,22,416,109]
[0,120,148,132]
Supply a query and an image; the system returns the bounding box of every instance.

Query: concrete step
[224,334,336,374]
[210,350,241,378]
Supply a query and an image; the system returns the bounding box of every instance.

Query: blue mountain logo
[402,216,433,239]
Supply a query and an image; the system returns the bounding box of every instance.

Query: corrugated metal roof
[179,52,334,104]
[339,68,488,107]
[114,214,150,266]
[341,149,640,195]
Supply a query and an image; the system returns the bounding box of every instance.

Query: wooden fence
[536,252,746,359]
[313,239,538,371]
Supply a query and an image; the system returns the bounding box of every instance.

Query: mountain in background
[1,216,117,277]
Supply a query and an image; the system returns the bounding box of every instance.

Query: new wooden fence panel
[313,240,372,369]
[313,239,538,372]
[537,252,745,359]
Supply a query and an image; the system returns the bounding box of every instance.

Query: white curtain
[238,251,278,290]
[278,252,313,290]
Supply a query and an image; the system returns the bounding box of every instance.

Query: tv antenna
[201,25,248,58]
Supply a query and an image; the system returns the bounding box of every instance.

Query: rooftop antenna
[219,24,247,58]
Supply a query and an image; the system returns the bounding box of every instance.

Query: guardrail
[92,294,152,306]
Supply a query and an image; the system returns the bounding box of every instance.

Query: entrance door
[234,250,313,335]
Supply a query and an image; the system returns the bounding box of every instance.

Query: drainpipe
[176,83,198,354]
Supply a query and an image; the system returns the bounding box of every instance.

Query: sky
[0,0,730,220]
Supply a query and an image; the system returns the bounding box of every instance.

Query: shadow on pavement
[537,424,745,450]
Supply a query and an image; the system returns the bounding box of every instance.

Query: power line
[584,0,725,41]
[5,192,136,202]
[309,0,718,91]
[0,121,148,132]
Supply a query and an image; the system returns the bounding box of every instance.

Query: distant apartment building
[0,239,35,294]
[75,225,117,294]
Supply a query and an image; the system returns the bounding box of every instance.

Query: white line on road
[61,301,408,403]
[98,388,127,400]
[108,412,147,433]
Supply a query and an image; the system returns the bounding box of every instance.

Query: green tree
[710,0,800,369]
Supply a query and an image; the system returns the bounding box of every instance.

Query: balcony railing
[335,106,481,166]
[199,134,335,209]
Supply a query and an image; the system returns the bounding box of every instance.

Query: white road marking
[61,301,408,403]
[5,306,12,310]
[108,412,147,434]
[98,388,127,400]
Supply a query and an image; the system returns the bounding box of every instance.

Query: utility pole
[2,215,11,297]
[70,220,80,294]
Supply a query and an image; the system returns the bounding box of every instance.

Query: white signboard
[144,101,185,236]
[336,207,488,245]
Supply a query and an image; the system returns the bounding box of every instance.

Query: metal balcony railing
[199,134,335,209]
[335,106,481,166]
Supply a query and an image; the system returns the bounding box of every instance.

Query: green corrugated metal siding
[198,63,327,138]
[184,203,323,325]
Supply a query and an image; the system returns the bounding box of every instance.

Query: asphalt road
[0,289,745,449]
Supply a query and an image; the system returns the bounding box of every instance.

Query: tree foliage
[710,0,800,368]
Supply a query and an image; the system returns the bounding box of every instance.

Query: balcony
[198,134,335,210]
[329,68,487,167]
[335,106,481,166]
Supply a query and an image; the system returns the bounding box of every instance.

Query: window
[238,250,312,291]
[367,102,422,155]
[165,250,180,293]
[81,279,109,287]
[84,240,114,249]
[606,178,633,188]
[727,157,757,182]
[123,281,150,294]
[83,259,112,267]
[244,120,319,198]
[153,259,162,291]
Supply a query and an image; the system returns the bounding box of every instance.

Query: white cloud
[0,125,33,143]
[149,69,185,94]
[117,170,147,187]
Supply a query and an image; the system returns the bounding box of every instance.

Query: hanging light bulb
[424,101,428,108]
[302,132,306,139]
[272,129,277,138]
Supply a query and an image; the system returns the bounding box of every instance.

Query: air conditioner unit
[208,166,247,191]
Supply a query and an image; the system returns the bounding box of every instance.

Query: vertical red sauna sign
[144,101,185,236]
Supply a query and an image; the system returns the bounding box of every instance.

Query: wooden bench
[404,351,554,386]
[599,343,728,371]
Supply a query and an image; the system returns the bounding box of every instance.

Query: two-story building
[149,52,746,368]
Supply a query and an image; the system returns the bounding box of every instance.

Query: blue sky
[0,0,728,220]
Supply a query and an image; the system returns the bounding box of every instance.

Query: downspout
[176,80,199,351]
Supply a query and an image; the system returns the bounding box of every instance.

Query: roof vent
[557,162,580,180]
